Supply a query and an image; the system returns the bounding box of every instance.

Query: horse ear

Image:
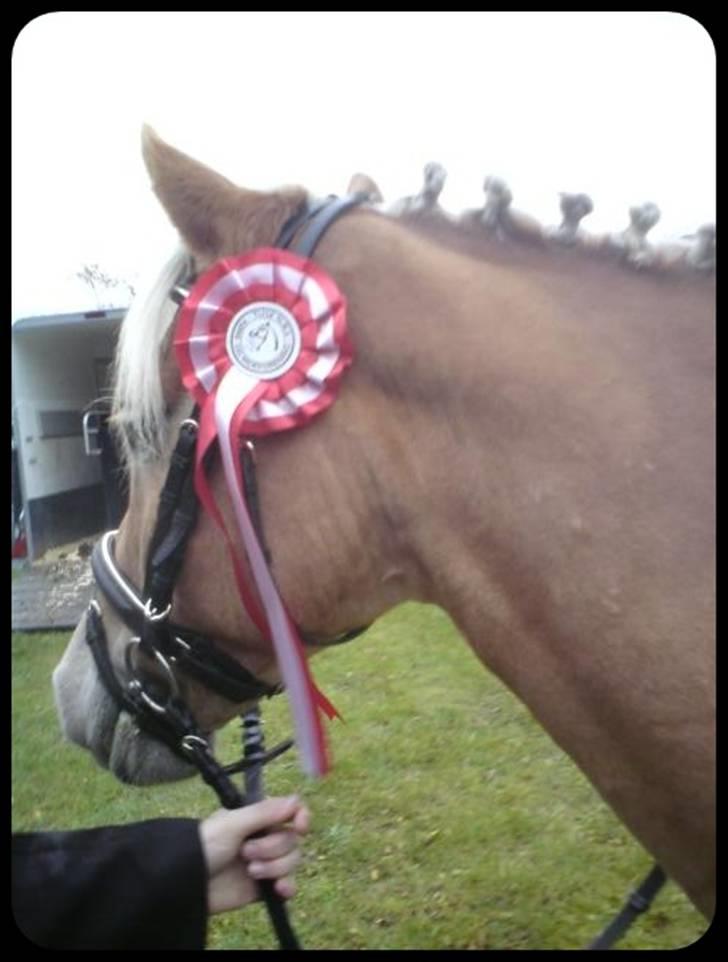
[141,125,264,261]
[347,172,383,203]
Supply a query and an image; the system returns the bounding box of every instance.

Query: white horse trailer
[11,308,127,561]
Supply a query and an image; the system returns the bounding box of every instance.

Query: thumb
[226,795,301,840]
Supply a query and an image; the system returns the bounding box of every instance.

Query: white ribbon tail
[214,369,328,777]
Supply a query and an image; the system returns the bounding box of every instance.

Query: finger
[242,829,298,862]
[292,803,311,836]
[225,795,301,840]
[274,876,297,900]
[247,848,301,882]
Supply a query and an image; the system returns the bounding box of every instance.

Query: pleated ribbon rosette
[174,248,353,777]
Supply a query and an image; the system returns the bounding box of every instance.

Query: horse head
[53,128,426,785]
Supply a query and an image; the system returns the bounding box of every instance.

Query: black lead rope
[242,709,265,805]
[238,709,301,949]
[170,727,301,950]
[587,863,667,950]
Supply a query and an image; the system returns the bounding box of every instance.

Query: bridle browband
[84,192,369,951]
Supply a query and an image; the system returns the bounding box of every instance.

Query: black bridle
[85,193,369,950]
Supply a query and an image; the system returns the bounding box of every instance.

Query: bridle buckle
[143,598,172,624]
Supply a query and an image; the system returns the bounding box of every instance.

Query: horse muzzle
[52,609,199,785]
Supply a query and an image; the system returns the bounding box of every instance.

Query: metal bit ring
[124,637,180,714]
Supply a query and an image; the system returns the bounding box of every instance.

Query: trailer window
[37,410,83,439]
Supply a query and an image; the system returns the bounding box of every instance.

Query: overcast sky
[12,11,715,321]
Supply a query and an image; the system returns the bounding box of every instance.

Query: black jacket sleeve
[12,818,208,950]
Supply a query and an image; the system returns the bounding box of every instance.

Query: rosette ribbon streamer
[174,248,353,777]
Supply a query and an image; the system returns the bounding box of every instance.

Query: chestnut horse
[53,129,715,919]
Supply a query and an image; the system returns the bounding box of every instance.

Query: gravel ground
[12,540,96,631]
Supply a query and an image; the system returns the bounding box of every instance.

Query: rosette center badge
[226,301,302,380]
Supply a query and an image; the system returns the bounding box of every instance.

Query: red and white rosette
[174,248,353,778]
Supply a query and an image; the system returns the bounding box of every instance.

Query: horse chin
[107,714,201,786]
[59,687,200,785]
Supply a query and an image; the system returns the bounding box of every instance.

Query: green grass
[12,604,708,949]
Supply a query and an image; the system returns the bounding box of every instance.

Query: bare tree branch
[76,263,135,307]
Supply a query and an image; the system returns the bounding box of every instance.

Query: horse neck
[312,215,549,611]
[315,206,714,699]
[312,213,715,915]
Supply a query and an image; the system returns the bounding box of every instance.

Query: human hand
[199,795,310,915]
